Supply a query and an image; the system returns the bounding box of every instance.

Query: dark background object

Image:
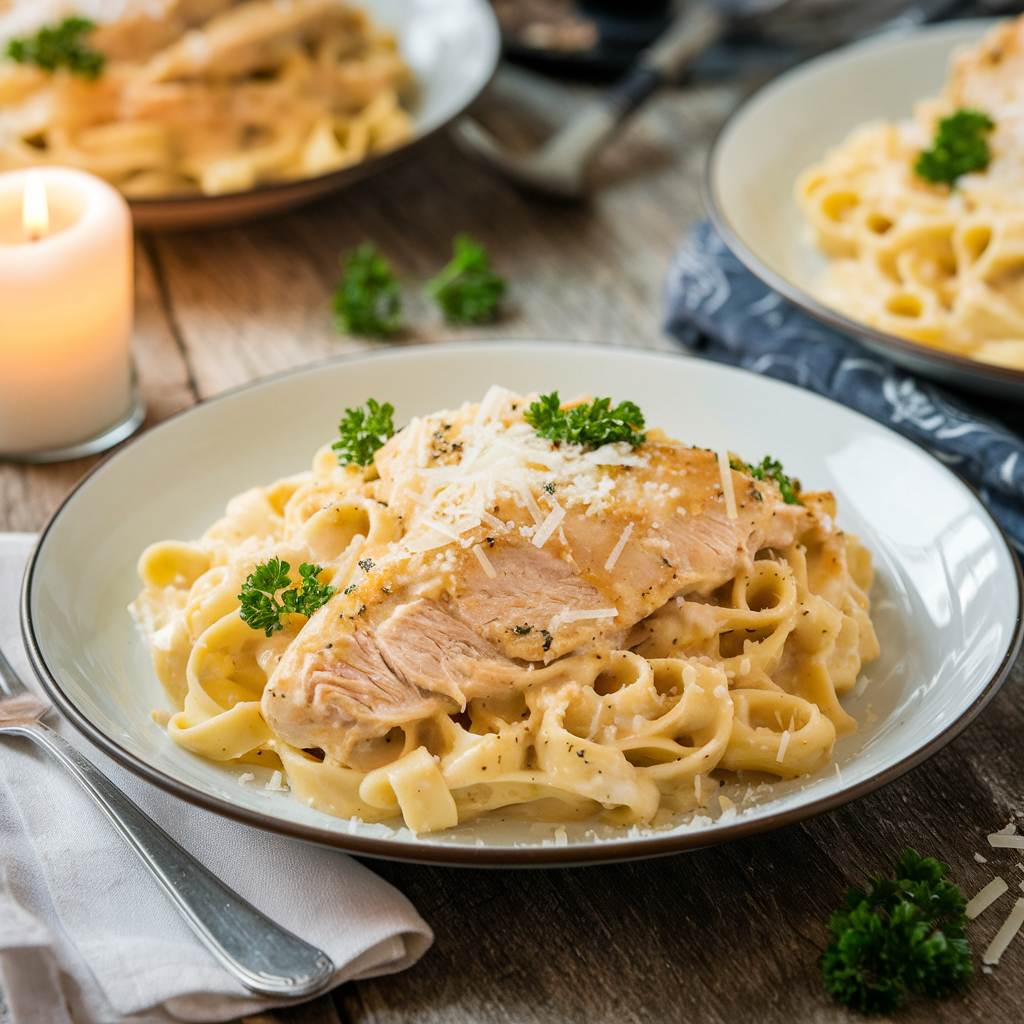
[494,0,1024,79]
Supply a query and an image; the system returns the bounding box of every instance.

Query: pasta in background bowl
[706,18,1024,400]
[0,0,499,227]
[797,14,1024,373]
[21,344,1022,864]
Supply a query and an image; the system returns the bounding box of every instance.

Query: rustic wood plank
[0,238,193,532]
[338,660,1024,1024]
[242,994,344,1024]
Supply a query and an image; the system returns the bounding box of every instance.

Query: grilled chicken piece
[264,596,518,761]
[140,0,365,82]
[263,398,815,766]
[947,17,1024,111]
[90,0,237,61]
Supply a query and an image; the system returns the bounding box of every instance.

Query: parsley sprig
[822,849,972,1014]
[333,399,395,467]
[915,109,994,186]
[238,558,335,637]
[6,17,105,79]
[424,235,505,324]
[332,243,402,337]
[524,392,646,449]
[730,454,803,505]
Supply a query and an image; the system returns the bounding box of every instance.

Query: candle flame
[22,170,49,241]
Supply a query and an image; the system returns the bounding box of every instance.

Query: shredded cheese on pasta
[130,388,880,835]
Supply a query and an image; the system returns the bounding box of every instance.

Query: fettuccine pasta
[130,388,879,834]
[0,0,414,196]
[796,15,1024,369]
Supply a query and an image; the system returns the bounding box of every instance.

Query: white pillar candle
[0,166,133,455]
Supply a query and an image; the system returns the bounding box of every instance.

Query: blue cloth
[664,220,1024,555]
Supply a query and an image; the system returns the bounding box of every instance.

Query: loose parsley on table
[332,243,402,337]
[238,558,335,637]
[915,109,994,186]
[424,235,505,324]
[822,849,972,1015]
[333,399,395,467]
[730,454,802,505]
[524,392,646,449]
[6,17,105,79]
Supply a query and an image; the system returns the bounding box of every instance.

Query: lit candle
[0,167,134,456]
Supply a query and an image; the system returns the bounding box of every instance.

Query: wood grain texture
[5,67,1024,1024]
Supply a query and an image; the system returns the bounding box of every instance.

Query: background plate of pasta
[21,342,1023,864]
[706,17,1024,400]
[0,0,499,228]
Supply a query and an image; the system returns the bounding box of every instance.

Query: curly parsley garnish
[915,109,994,186]
[424,235,505,324]
[731,454,802,505]
[822,849,972,1015]
[333,399,395,467]
[238,558,335,637]
[524,392,646,450]
[6,17,105,79]
[332,243,402,337]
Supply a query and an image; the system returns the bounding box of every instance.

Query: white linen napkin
[0,533,432,1024]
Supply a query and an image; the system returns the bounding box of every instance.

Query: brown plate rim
[19,341,1024,867]
[701,19,1024,393]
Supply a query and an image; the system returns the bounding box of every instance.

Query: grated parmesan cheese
[604,522,634,571]
[776,730,790,762]
[717,449,738,520]
[473,544,496,579]
[265,770,289,792]
[518,481,544,525]
[481,510,505,531]
[983,898,1024,964]
[988,833,1024,850]
[966,876,1008,919]
[560,607,618,622]
[532,503,566,549]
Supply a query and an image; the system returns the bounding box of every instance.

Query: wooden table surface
[3,65,1024,1024]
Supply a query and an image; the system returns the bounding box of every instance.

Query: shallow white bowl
[129,0,499,229]
[705,19,1024,400]
[23,343,1023,865]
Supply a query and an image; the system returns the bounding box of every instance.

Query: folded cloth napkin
[665,220,1024,555]
[0,533,432,1024]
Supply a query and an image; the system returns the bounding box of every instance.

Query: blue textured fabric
[664,220,1024,555]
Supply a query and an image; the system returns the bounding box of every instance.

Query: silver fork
[0,645,335,999]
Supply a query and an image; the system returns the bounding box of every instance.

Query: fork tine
[0,644,29,698]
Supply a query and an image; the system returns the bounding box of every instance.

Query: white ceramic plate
[127,0,499,230]
[705,19,1024,400]
[23,343,1023,865]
